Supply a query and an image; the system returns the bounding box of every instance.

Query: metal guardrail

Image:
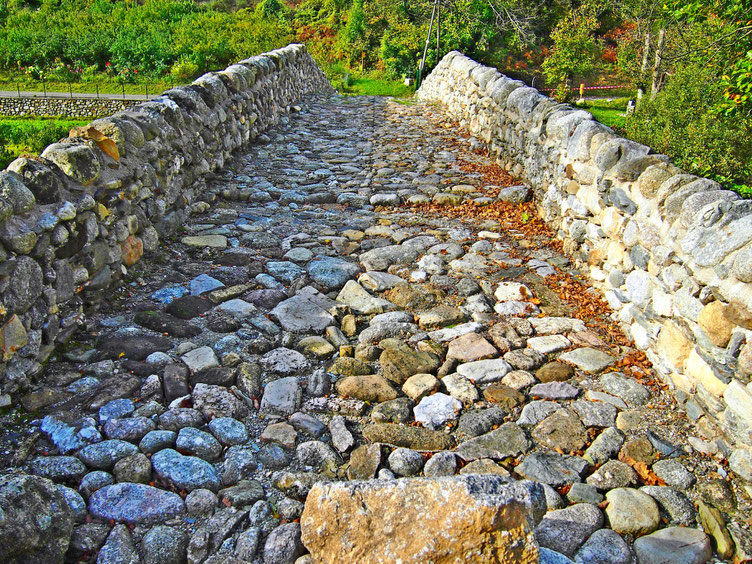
[0,80,174,101]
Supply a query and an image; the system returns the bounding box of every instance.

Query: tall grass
[0,117,88,169]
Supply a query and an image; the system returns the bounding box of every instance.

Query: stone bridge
[0,44,750,563]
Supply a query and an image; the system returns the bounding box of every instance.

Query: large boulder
[0,474,74,563]
[300,475,545,563]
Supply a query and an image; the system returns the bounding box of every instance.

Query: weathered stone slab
[88,483,185,525]
[271,286,337,332]
[300,476,545,563]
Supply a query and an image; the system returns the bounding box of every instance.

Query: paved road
[0,94,737,563]
[0,89,157,101]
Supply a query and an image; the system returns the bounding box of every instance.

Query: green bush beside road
[0,117,87,169]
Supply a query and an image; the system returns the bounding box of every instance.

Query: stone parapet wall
[418,51,752,464]
[0,43,334,395]
[0,97,139,118]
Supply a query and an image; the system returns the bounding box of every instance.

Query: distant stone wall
[0,97,138,118]
[419,52,752,468]
[0,44,334,394]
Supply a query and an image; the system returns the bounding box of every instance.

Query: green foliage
[0,146,13,170]
[720,49,752,117]
[0,0,293,79]
[586,96,632,109]
[345,0,365,45]
[327,67,414,96]
[0,0,564,85]
[542,3,601,100]
[581,102,627,130]
[255,0,286,19]
[663,0,752,117]
[379,21,424,78]
[625,64,752,195]
[170,57,200,81]
[0,116,87,168]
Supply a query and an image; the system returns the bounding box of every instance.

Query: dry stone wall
[0,43,334,395]
[0,97,139,118]
[418,51,752,470]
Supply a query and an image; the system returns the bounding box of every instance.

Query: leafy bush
[0,118,87,169]
[170,58,200,81]
[541,4,601,101]
[625,64,752,196]
[0,146,14,170]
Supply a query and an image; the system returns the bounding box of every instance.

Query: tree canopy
[0,0,749,192]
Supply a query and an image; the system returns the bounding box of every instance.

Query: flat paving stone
[88,483,185,525]
[518,400,560,426]
[633,526,712,564]
[271,287,336,332]
[455,422,531,461]
[455,358,512,384]
[558,348,616,373]
[7,92,742,564]
[516,452,589,486]
[535,503,604,557]
[527,335,571,354]
[529,381,580,400]
[598,372,650,407]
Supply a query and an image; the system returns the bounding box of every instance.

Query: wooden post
[16,82,20,97]
[42,80,46,97]
[96,84,99,99]
[361,52,365,72]
[122,83,125,101]
[69,82,72,98]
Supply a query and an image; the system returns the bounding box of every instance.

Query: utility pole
[417,0,440,88]
[436,0,441,64]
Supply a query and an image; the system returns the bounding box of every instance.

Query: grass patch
[0,116,88,168]
[322,64,414,98]
[584,96,632,110]
[577,97,630,131]
[586,107,626,130]
[344,75,414,97]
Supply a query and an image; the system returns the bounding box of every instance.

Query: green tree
[345,0,365,44]
[626,62,752,193]
[666,0,752,116]
[542,4,602,100]
[255,0,286,19]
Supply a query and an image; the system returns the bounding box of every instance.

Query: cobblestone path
[2,95,748,563]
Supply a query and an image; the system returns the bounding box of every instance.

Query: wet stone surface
[0,94,747,563]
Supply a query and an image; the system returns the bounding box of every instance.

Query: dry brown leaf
[621,455,666,486]
[70,125,120,162]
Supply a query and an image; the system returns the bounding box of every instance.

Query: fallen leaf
[621,455,666,486]
[70,125,120,162]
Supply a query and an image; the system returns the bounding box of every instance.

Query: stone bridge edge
[417,50,752,480]
[0,43,335,399]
